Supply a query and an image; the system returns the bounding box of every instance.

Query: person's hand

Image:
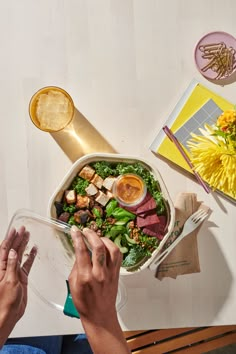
[0,227,37,347]
[68,226,122,325]
[68,226,130,354]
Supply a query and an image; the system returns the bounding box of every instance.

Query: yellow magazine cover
[150,79,235,203]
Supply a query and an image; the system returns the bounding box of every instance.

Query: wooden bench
[124,325,236,353]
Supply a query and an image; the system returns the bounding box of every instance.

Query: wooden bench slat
[132,326,236,354]
[124,331,148,339]
[173,332,236,354]
[126,328,195,351]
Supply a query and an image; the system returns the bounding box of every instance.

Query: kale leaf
[63,203,77,213]
[122,245,150,267]
[71,177,89,195]
[91,161,117,179]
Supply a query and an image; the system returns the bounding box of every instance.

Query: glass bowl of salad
[48,153,175,275]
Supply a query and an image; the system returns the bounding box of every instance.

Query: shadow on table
[206,69,236,86]
[119,220,233,329]
[50,108,116,162]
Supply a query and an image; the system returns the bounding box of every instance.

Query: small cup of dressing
[112,173,147,207]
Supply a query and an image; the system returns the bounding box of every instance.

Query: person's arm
[69,226,131,354]
[0,227,37,348]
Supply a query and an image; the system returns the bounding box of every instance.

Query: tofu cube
[102,176,117,191]
[76,195,90,208]
[85,183,98,196]
[95,191,110,206]
[91,174,104,189]
[79,165,95,181]
[106,190,114,200]
[65,190,76,204]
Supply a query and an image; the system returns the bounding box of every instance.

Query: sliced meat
[138,208,158,218]
[143,224,165,240]
[158,215,166,224]
[158,215,167,233]
[136,196,157,215]
[142,215,167,238]
[123,192,153,213]
[137,211,160,228]
[141,192,153,204]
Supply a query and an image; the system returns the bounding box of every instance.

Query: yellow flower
[187,125,236,199]
[217,110,236,131]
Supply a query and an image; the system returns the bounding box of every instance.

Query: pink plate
[194,31,236,83]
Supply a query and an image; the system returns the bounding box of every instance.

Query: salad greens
[110,208,136,221]
[71,177,89,195]
[122,245,149,268]
[63,203,77,214]
[57,161,168,269]
[105,199,118,216]
[91,161,165,215]
[91,161,116,179]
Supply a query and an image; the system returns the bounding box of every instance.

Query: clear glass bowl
[5,209,127,315]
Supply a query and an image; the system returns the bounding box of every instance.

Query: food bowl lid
[5,209,127,316]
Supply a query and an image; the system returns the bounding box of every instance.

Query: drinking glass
[29,86,75,132]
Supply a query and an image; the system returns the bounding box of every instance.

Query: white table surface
[0,0,236,337]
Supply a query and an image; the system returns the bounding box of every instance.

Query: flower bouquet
[187,109,236,199]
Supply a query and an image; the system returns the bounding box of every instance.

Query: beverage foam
[35,90,73,131]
